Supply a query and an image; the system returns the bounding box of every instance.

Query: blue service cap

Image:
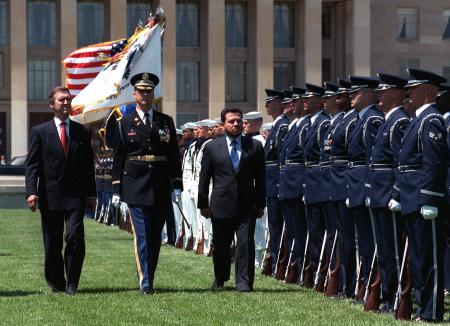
[349,76,379,93]
[323,82,339,98]
[265,89,284,102]
[376,73,408,91]
[438,84,450,97]
[282,90,293,104]
[291,86,306,99]
[405,68,447,88]
[335,78,352,94]
[302,83,325,98]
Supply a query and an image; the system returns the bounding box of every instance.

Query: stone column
[207,0,225,119]
[110,0,127,39]
[60,0,77,83]
[160,0,177,121]
[10,0,27,158]
[255,0,273,118]
[352,0,371,75]
[303,0,322,84]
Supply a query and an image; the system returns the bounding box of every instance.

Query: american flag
[63,39,128,97]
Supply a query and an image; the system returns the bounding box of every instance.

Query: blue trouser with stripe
[128,205,165,291]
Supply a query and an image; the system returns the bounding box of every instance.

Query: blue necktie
[230,139,239,171]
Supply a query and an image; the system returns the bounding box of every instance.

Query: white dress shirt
[415,103,436,117]
[136,107,154,125]
[226,135,242,160]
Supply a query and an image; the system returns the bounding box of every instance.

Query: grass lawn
[0,209,448,325]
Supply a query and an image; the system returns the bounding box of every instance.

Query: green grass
[0,209,448,325]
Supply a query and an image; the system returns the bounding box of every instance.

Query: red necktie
[60,121,68,155]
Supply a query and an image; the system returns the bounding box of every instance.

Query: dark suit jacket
[25,119,96,211]
[197,135,266,219]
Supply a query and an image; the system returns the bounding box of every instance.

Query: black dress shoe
[211,280,224,290]
[140,288,155,295]
[47,281,65,293]
[236,288,251,293]
[66,285,77,295]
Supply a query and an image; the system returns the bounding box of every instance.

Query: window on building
[0,0,7,45]
[226,62,247,102]
[27,60,57,100]
[225,1,247,47]
[273,2,294,48]
[27,0,57,47]
[127,0,151,37]
[176,0,199,47]
[397,8,419,40]
[443,10,450,39]
[274,62,295,90]
[177,61,200,102]
[176,113,199,127]
[322,7,331,39]
[398,59,419,78]
[0,112,5,157]
[77,0,106,47]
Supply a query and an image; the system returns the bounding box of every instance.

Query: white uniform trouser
[181,188,194,247]
[190,187,199,250]
[254,208,268,267]
[172,197,182,240]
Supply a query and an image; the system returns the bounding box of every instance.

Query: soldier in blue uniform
[397,69,447,322]
[264,89,290,275]
[346,76,383,300]
[329,78,358,298]
[278,86,310,278]
[368,73,410,312]
[111,72,183,294]
[302,83,330,287]
[319,82,345,289]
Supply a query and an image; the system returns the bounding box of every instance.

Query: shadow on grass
[79,287,137,294]
[0,253,12,257]
[0,291,39,297]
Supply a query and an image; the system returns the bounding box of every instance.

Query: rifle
[274,223,288,280]
[175,217,186,249]
[300,231,313,288]
[314,230,328,292]
[363,245,381,311]
[354,225,364,300]
[261,228,273,276]
[324,230,340,297]
[284,240,297,284]
[173,201,194,251]
[394,238,412,320]
[196,224,205,255]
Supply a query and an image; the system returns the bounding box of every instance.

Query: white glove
[365,197,371,207]
[111,194,121,208]
[345,198,349,207]
[172,189,182,203]
[302,195,305,203]
[420,205,438,220]
[388,199,401,212]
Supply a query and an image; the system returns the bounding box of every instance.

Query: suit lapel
[236,136,249,174]
[48,120,65,159]
[66,120,79,162]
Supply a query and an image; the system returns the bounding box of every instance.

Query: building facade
[1,0,450,159]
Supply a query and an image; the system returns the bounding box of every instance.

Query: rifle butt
[195,239,205,255]
[324,265,340,297]
[284,262,298,284]
[301,265,314,288]
[262,255,273,276]
[185,236,194,251]
[363,273,381,311]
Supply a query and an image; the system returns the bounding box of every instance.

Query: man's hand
[388,199,401,212]
[172,189,182,203]
[27,195,38,212]
[200,208,210,218]
[111,194,121,208]
[365,197,371,207]
[420,205,438,220]
[256,208,265,218]
[86,197,96,211]
[345,198,349,207]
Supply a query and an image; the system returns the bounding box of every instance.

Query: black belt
[398,164,422,173]
[370,163,394,170]
[305,161,320,168]
[348,161,366,168]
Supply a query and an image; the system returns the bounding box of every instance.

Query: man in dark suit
[111,72,182,295]
[198,107,266,292]
[25,86,96,295]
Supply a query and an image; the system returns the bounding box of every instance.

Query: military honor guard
[367,73,410,312]
[264,89,290,275]
[111,72,182,294]
[397,69,448,322]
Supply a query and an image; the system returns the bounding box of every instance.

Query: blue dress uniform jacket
[112,110,182,205]
[303,111,330,204]
[398,105,448,215]
[329,109,358,202]
[278,116,310,200]
[320,112,344,202]
[347,105,383,207]
[264,114,290,198]
[368,107,410,207]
